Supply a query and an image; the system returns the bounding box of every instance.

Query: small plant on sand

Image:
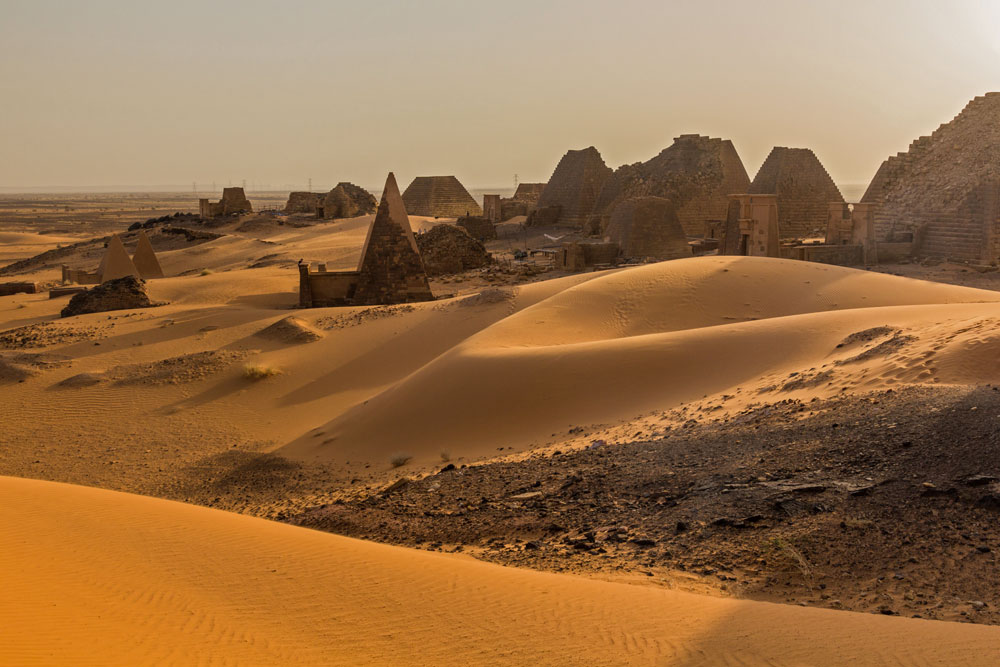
[200,268,214,276]
[242,362,281,381]
[390,453,413,468]
[767,537,814,589]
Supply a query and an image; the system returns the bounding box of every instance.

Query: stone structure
[749,147,843,239]
[284,192,323,215]
[500,182,546,221]
[61,267,101,285]
[322,182,377,219]
[482,194,502,222]
[298,173,434,308]
[862,93,1000,263]
[456,215,497,242]
[531,147,612,228]
[199,187,252,218]
[553,241,620,271]
[0,282,38,296]
[719,195,780,257]
[605,197,692,261]
[98,235,141,283]
[824,202,876,264]
[60,276,158,318]
[415,224,492,276]
[132,230,164,279]
[402,176,481,218]
[590,135,751,236]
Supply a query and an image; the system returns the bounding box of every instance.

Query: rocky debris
[106,350,247,385]
[456,216,497,242]
[415,225,492,276]
[0,322,99,349]
[293,385,1000,625]
[0,352,71,383]
[60,276,161,318]
[255,316,324,344]
[324,182,377,219]
[128,212,203,231]
[316,304,415,330]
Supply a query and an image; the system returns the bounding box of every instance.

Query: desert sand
[4,475,1000,666]
[4,207,1000,663]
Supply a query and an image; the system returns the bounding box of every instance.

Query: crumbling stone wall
[402,176,482,218]
[0,282,37,296]
[532,147,612,228]
[590,135,751,237]
[862,93,1000,263]
[499,183,546,221]
[554,241,620,271]
[483,194,501,222]
[605,197,691,261]
[749,147,843,240]
[200,187,253,218]
[415,224,492,276]
[284,192,323,215]
[456,216,497,242]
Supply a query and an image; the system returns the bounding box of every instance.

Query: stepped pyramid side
[401,176,482,218]
[352,173,434,306]
[749,147,844,239]
[534,147,613,228]
[591,135,751,236]
[605,196,692,260]
[861,93,1000,262]
[132,230,164,280]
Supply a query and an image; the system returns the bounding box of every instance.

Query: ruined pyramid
[862,92,1000,262]
[533,146,612,228]
[99,234,141,283]
[352,173,434,306]
[131,230,164,280]
[590,135,751,236]
[401,176,482,218]
[749,147,843,239]
[605,197,692,261]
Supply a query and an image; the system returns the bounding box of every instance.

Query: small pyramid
[132,230,164,279]
[352,173,433,306]
[99,234,141,283]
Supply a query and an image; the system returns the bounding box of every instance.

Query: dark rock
[415,225,493,276]
[60,276,160,318]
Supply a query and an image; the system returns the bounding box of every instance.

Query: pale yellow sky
[2,0,999,192]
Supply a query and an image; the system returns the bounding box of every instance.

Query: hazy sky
[2,0,1000,191]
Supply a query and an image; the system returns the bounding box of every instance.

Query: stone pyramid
[862,93,1000,262]
[131,230,164,279]
[749,147,843,239]
[99,234,141,283]
[590,135,751,236]
[402,176,482,218]
[352,173,434,306]
[605,197,692,261]
[534,146,613,228]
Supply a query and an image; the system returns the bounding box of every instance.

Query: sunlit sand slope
[287,256,1000,463]
[2,476,999,666]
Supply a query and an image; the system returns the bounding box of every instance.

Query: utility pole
[308,177,312,192]
[514,173,519,189]
[242,179,246,191]
[192,181,196,194]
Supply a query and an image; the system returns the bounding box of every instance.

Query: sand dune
[3,475,999,666]
[285,257,1000,464]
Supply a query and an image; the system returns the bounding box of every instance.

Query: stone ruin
[456,215,497,242]
[553,241,620,271]
[749,147,843,240]
[530,147,612,228]
[605,197,692,261]
[322,182,377,219]
[0,282,38,297]
[298,173,434,307]
[402,176,482,218]
[719,195,780,257]
[500,182,546,221]
[60,276,159,318]
[415,224,492,276]
[589,135,751,237]
[63,232,165,285]
[284,183,376,219]
[199,187,253,218]
[862,92,1000,263]
[482,194,502,222]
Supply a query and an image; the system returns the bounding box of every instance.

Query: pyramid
[401,176,482,218]
[590,135,751,236]
[605,197,691,261]
[99,234,141,283]
[131,230,164,279]
[749,147,843,239]
[352,173,434,306]
[862,93,1000,262]
[534,147,612,228]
